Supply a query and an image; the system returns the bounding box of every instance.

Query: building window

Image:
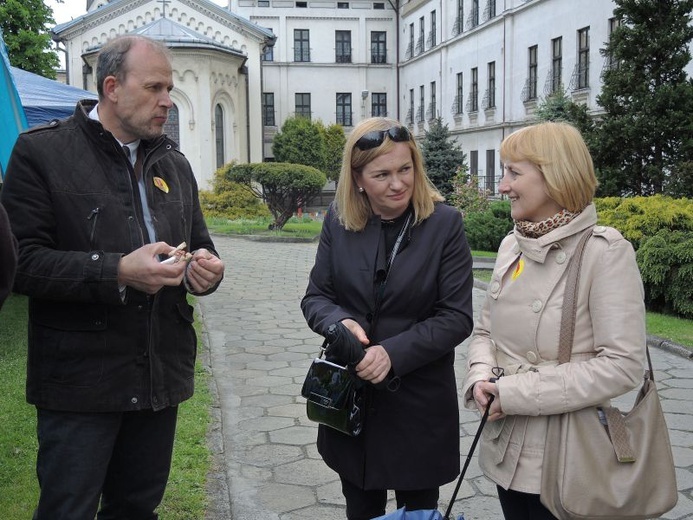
[551,36,562,93]
[428,10,436,48]
[371,93,387,117]
[606,17,621,70]
[294,29,310,62]
[525,45,538,101]
[417,85,425,123]
[427,81,437,120]
[575,27,590,89]
[470,150,478,180]
[163,104,179,144]
[469,67,478,112]
[407,88,415,124]
[486,61,496,109]
[453,0,464,36]
[215,104,225,169]
[295,93,311,119]
[374,2,385,9]
[262,93,275,126]
[337,2,349,8]
[336,93,352,126]
[335,30,351,63]
[296,1,307,6]
[417,17,425,55]
[258,0,269,6]
[371,31,387,64]
[454,72,463,115]
[468,0,479,29]
[484,0,496,20]
[486,149,496,195]
[262,33,274,61]
[407,23,414,60]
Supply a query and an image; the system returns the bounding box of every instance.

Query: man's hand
[117,242,187,294]
[184,248,224,293]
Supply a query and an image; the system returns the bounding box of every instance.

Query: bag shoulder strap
[557,229,594,364]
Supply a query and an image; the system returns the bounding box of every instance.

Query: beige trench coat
[461,204,647,494]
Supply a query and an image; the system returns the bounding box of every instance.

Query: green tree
[0,0,60,78]
[420,117,466,199]
[535,88,595,149]
[593,0,693,197]
[272,116,326,172]
[316,121,346,182]
[227,162,326,230]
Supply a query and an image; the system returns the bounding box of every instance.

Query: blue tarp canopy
[11,66,97,128]
[0,30,27,179]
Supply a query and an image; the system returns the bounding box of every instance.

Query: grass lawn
[206,215,322,239]
[0,294,212,519]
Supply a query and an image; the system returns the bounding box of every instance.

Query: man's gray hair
[95,35,171,98]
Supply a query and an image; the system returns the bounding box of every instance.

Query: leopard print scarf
[515,209,580,238]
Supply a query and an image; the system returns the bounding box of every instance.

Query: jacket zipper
[87,207,100,248]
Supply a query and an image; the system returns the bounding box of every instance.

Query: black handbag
[301,338,364,437]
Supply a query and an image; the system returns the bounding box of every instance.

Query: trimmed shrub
[199,164,270,219]
[228,162,326,230]
[637,230,693,318]
[463,200,513,252]
[595,195,693,250]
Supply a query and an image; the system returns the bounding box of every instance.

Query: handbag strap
[557,228,593,365]
[370,212,413,335]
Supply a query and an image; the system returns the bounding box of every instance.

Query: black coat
[1,100,218,412]
[301,202,474,490]
[0,202,17,310]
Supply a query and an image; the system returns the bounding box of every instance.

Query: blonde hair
[335,117,444,231]
[500,122,597,212]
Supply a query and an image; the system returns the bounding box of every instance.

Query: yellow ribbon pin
[511,257,524,280]
[153,176,169,193]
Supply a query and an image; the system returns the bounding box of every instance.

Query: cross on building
[157,0,171,18]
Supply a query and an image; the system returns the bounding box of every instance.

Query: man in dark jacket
[0,35,224,519]
[0,201,17,309]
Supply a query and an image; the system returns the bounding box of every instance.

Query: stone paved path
[197,235,693,520]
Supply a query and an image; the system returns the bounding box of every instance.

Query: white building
[52,0,693,194]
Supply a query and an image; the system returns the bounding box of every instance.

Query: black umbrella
[324,321,365,368]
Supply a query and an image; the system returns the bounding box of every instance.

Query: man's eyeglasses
[354,126,412,151]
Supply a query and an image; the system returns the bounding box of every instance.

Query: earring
[358,187,364,193]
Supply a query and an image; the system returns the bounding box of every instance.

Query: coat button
[490,281,500,294]
[91,253,100,261]
[594,226,606,233]
[556,251,567,264]
[512,244,520,254]
[366,313,373,322]
[130,397,138,404]
[526,351,538,363]
[531,300,542,312]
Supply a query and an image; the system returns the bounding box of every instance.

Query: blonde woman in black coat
[301,117,474,519]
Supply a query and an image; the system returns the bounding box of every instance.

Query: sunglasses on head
[354,126,412,151]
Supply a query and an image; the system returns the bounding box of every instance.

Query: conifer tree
[594,0,693,196]
[420,117,467,199]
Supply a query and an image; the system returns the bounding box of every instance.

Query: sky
[46,0,228,25]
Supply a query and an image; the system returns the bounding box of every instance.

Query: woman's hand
[473,380,505,422]
[355,345,392,384]
[340,318,370,346]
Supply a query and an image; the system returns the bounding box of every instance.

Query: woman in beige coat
[461,122,646,519]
